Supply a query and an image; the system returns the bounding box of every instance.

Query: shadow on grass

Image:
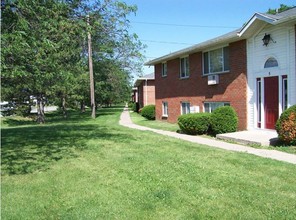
[1,111,92,127]
[1,116,37,127]
[2,106,124,127]
[1,107,131,176]
[97,106,124,116]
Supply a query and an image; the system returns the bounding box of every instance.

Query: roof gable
[238,7,296,37]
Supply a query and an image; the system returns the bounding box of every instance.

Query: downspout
[145,79,148,106]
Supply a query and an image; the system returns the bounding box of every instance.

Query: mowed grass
[2,107,296,219]
[130,111,179,132]
[131,111,296,155]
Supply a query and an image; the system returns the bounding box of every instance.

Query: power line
[141,39,194,46]
[131,21,239,29]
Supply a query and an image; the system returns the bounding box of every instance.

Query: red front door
[264,76,278,129]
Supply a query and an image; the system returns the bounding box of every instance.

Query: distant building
[133,73,155,109]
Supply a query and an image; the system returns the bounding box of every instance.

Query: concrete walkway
[217,130,278,146]
[119,108,296,165]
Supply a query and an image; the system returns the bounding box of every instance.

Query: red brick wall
[137,83,144,108]
[137,80,155,108]
[155,39,247,130]
[145,80,155,106]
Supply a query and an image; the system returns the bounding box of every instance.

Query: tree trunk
[80,100,86,113]
[87,15,96,119]
[36,95,45,124]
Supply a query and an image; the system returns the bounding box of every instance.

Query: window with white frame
[256,78,262,128]
[203,46,229,75]
[161,62,167,77]
[181,102,190,115]
[180,57,189,78]
[264,57,278,68]
[282,76,288,111]
[162,101,168,117]
[204,102,230,113]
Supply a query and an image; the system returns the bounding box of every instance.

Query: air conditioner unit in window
[208,75,219,85]
[190,106,200,113]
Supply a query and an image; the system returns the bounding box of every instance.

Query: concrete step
[217,130,279,146]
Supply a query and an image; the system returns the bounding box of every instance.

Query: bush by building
[131,102,139,112]
[276,105,296,145]
[140,105,155,120]
[210,106,238,135]
[178,113,211,135]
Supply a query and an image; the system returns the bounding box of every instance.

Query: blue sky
[124,0,295,76]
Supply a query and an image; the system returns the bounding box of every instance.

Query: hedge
[210,106,238,135]
[178,113,211,135]
[131,102,139,112]
[140,105,155,120]
[276,105,296,145]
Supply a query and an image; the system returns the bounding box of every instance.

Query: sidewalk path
[119,108,296,165]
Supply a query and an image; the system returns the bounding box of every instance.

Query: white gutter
[145,79,148,106]
[145,29,240,65]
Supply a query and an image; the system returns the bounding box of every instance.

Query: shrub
[276,105,296,145]
[128,101,133,108]
[178,113,211,135]
[131,102,138,112]
[211,106,238,135]
[13,103,31,117]
[140,105,155,120]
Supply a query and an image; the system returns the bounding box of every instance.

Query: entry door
[264,76,278,129]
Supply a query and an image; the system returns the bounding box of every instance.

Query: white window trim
[181,102,191,115]
[162,62,167,77]
[203,102,230,113]
[162,101,168,117]
[282,76,288,111]
[264,57,279,69]
[180,56,190,79]
[203,46,230,76]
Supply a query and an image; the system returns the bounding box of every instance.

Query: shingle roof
[134,73,155,86]
[145,29,240,65]
[139,72,155,80]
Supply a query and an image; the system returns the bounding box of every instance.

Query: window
[264,57,278,68]
[204,102,230,113]
[282,76,288,111]
[181,102,190,115]
[162,62,167,77]
[162,102,168,117]
[180,57,189,78]
[203,46,229,75]
[256,78,262,128]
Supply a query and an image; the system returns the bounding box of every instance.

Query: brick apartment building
[133,73,155,109]
[145,8,296,131]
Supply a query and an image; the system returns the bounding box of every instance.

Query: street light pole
[87,15,96,119]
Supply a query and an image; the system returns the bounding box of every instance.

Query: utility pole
[87,15,96,119]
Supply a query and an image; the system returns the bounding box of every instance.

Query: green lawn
[2,107,296,219]
[130,111,179,132]
[131,111,296,155]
